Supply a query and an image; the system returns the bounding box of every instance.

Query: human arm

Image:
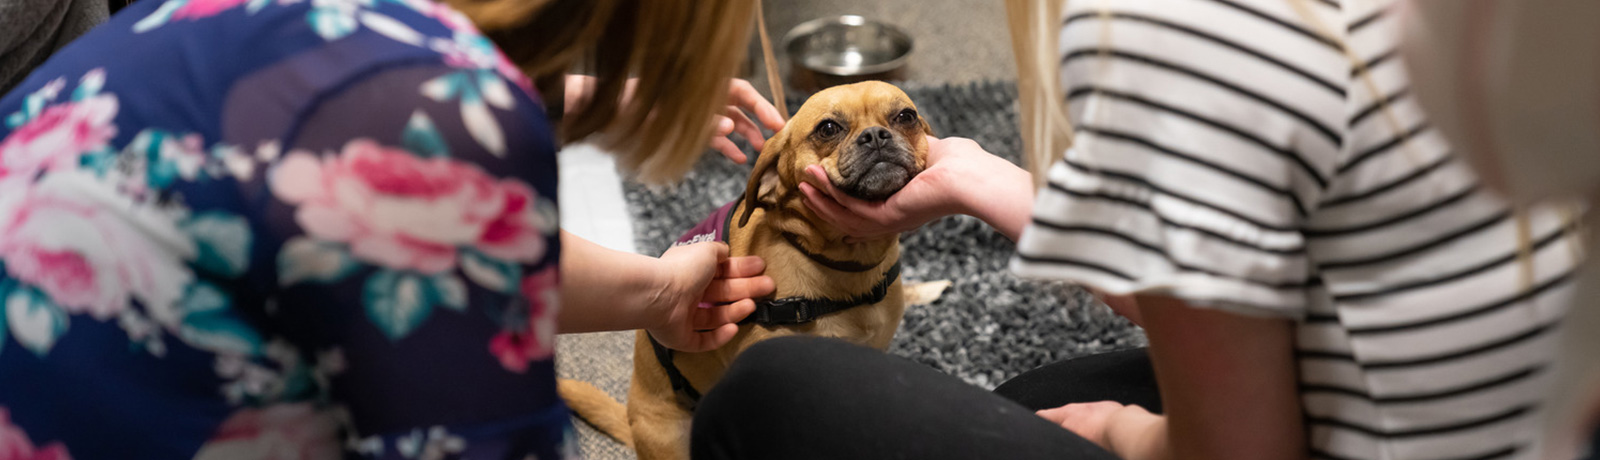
[557,230,773,352]
[798,136,1036,241]
[564,75,785,163]
[1037,295,1305,460]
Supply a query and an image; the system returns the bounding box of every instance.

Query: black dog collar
[740,261,900,325]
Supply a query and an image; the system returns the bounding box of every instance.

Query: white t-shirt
[1011,0,1582,458]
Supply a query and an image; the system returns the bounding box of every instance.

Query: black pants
[691,336,1159,460]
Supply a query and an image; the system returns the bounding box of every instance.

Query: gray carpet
[557,81,1147,459]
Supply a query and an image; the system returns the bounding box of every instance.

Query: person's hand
[798,136,1034,240]
[564,76,784,164]
[709,79,786,164]
[1038,401,1139,450]
[646,242,775,352]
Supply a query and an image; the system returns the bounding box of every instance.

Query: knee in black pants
[691,336,1118,460]
[692,337,867,423]
[691,336,863,460]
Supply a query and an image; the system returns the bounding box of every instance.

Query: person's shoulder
[114,0,486,64]
[1072,0,1337,26]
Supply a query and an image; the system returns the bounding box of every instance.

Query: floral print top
[0,0,573,459]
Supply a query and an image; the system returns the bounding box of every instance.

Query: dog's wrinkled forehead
[792,81,916,127]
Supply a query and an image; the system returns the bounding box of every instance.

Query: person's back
[0,1,574,458]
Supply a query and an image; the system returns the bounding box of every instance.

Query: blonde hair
[1003,0,1073,189]
[446,0,757,184]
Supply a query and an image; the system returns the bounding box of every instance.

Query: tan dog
[557,81,933,460]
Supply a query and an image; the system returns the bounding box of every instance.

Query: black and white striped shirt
[1011,1,1580,458]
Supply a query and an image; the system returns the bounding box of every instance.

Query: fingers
[799,182,858,227]
[803,165,834,194]
[803,165,872,209]
[710,137,746,164]
[799,183,898,240]
[1037,407,1073,424]
[717,255,766,278]
[725,107,767,151]
[691,298,756,330]
[729,79,786,131]
[691,323,743,352]
[702,276,775,303]
[1036,401,1124,425]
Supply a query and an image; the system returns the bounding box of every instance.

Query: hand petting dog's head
[741,81,932,226]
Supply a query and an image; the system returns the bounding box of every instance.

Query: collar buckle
[756,297,812,324]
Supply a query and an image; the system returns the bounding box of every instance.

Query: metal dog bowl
[783,15,913,92]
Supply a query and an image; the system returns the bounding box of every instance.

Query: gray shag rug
[558,81,1147,460]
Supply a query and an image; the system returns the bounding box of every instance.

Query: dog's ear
[739,129,790,227]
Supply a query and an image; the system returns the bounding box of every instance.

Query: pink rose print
[477,181,547,262]
[191,404,341,460]
[0,408,72,460]
[0,96,118,187]
[269,139,548,274]
[490,267,560,372]
[0,172,194,322]
[171,0,253,20]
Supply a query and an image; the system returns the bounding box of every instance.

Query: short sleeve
[256,64,573,458]
[1009,0,1347,318]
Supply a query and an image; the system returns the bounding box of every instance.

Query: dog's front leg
[628,332,695,460]
[627,379,693,460]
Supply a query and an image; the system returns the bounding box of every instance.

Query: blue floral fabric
[0,1,573,459]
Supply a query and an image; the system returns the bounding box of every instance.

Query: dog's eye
[814,120,844,139]
[894,109,918,126]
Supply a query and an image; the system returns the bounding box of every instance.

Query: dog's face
[796,82,932,200]
[741,81,931,226]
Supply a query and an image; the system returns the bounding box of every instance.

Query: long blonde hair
[445,0,757,185]
[1003,0,1072,189]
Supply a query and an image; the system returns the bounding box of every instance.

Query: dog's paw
[903,280,952,306]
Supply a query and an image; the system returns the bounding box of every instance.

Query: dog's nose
[855,126,894,150]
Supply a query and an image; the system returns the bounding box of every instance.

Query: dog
[557,81,934,460]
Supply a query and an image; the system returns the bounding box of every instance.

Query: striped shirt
[1010,1,1581,459]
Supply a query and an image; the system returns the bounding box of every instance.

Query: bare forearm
[557,230,666,333]
[961,161,1035,241]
